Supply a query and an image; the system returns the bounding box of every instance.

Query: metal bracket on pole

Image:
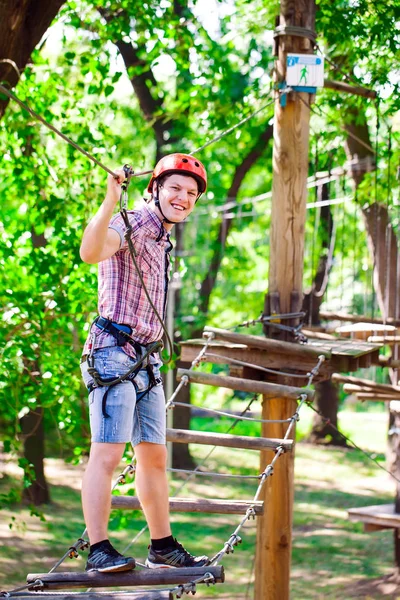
[278,81,288,107]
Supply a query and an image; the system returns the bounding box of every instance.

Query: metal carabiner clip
[120,164,134,211]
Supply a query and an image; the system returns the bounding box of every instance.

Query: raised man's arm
[80,170,125,264]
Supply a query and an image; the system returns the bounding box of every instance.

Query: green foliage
[0,0,398,507]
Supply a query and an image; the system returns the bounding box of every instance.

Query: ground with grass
[0,407,398,599]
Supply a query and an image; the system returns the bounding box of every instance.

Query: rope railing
[170,401,291,424]
[208,355,326,566]
[165,332,216,410]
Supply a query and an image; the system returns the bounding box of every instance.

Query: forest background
[0,0,399,595]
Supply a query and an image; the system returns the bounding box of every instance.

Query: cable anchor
[246,506,256,520]
[203,573,216,586]
[225,534,242,554]
[175,582,196,597]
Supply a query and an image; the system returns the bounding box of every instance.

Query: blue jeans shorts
[80,346,166,446]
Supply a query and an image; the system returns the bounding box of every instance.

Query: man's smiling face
[153,173,199,224]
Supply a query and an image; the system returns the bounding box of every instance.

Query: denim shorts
[80,346,166,446]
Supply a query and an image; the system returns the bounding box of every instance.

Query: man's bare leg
[82,442,125,544]
[134,442,171,539]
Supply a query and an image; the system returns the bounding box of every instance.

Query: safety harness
[86,316,163,418]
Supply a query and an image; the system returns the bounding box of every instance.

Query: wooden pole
[255,2,316,599]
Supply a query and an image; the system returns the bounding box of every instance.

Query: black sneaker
[85,546,136,573]
[145,539,209,569]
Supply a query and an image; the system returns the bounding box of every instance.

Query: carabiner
[120,164,134,211]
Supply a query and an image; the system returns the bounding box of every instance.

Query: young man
[80,154,208,573]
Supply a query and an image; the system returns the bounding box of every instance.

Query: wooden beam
[111,496,264,515]
[324,78,377,99]
[344,384,400,397]
[166,428,293,452]
[364,523,392,532]
[332,373,400,394]
[320,311,400,327]
[204,326,331,359]
[26,566,225,589]
[176,368,314,400]
[348,504,400,530]
[301,328,337,340]
[355,393,400,402]
[369,336,400,344]
[16,594,172,600]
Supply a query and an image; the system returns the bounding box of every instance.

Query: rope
[170,400,291,423]
[121,392,259,556]
[204,352,308,380]
[190,95,276,155]
[168,468,260,480]
[306,403,400,485]
[296,93,375,154]
[208,355,326,566]
[165,332,216,410]
[0,83,152,179]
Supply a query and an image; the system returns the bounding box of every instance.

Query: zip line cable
[190,94,276,155]
[307,403,400,484]
[0,82,151,180]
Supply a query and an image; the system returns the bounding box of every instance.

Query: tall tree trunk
[19,227,51,505]
[302,183,346,445]
[344,101,400,512]
[0,0,66,118]
[20,403,50,505]
[362,202,400,320]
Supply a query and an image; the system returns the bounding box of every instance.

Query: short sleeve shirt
[83,203,173,358]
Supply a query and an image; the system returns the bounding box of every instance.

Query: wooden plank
[301,328,338,340]
[332,373,400,394]
[176,369,314,400]
[348,504,400,530]
[204,326,331,359]
[355,393,400,402]
[344,384,400,397]
[111,496,264,515]
[336,323,396,335]
[166,428,293,452]
[309,338,382,358]
[364,523,392,532]
[15,594,172,600]
[369,336,400,344]
[180,340,331,378]
[26,566,225,589]
[320,311,400,327]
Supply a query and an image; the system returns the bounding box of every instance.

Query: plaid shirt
[83,203,173,358]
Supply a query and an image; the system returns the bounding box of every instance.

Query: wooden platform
[348,504,400,531]
[181,328,382,379]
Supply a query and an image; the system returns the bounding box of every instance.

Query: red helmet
[147,153,207,194]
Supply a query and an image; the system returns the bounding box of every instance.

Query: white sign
[286,54,324,88]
